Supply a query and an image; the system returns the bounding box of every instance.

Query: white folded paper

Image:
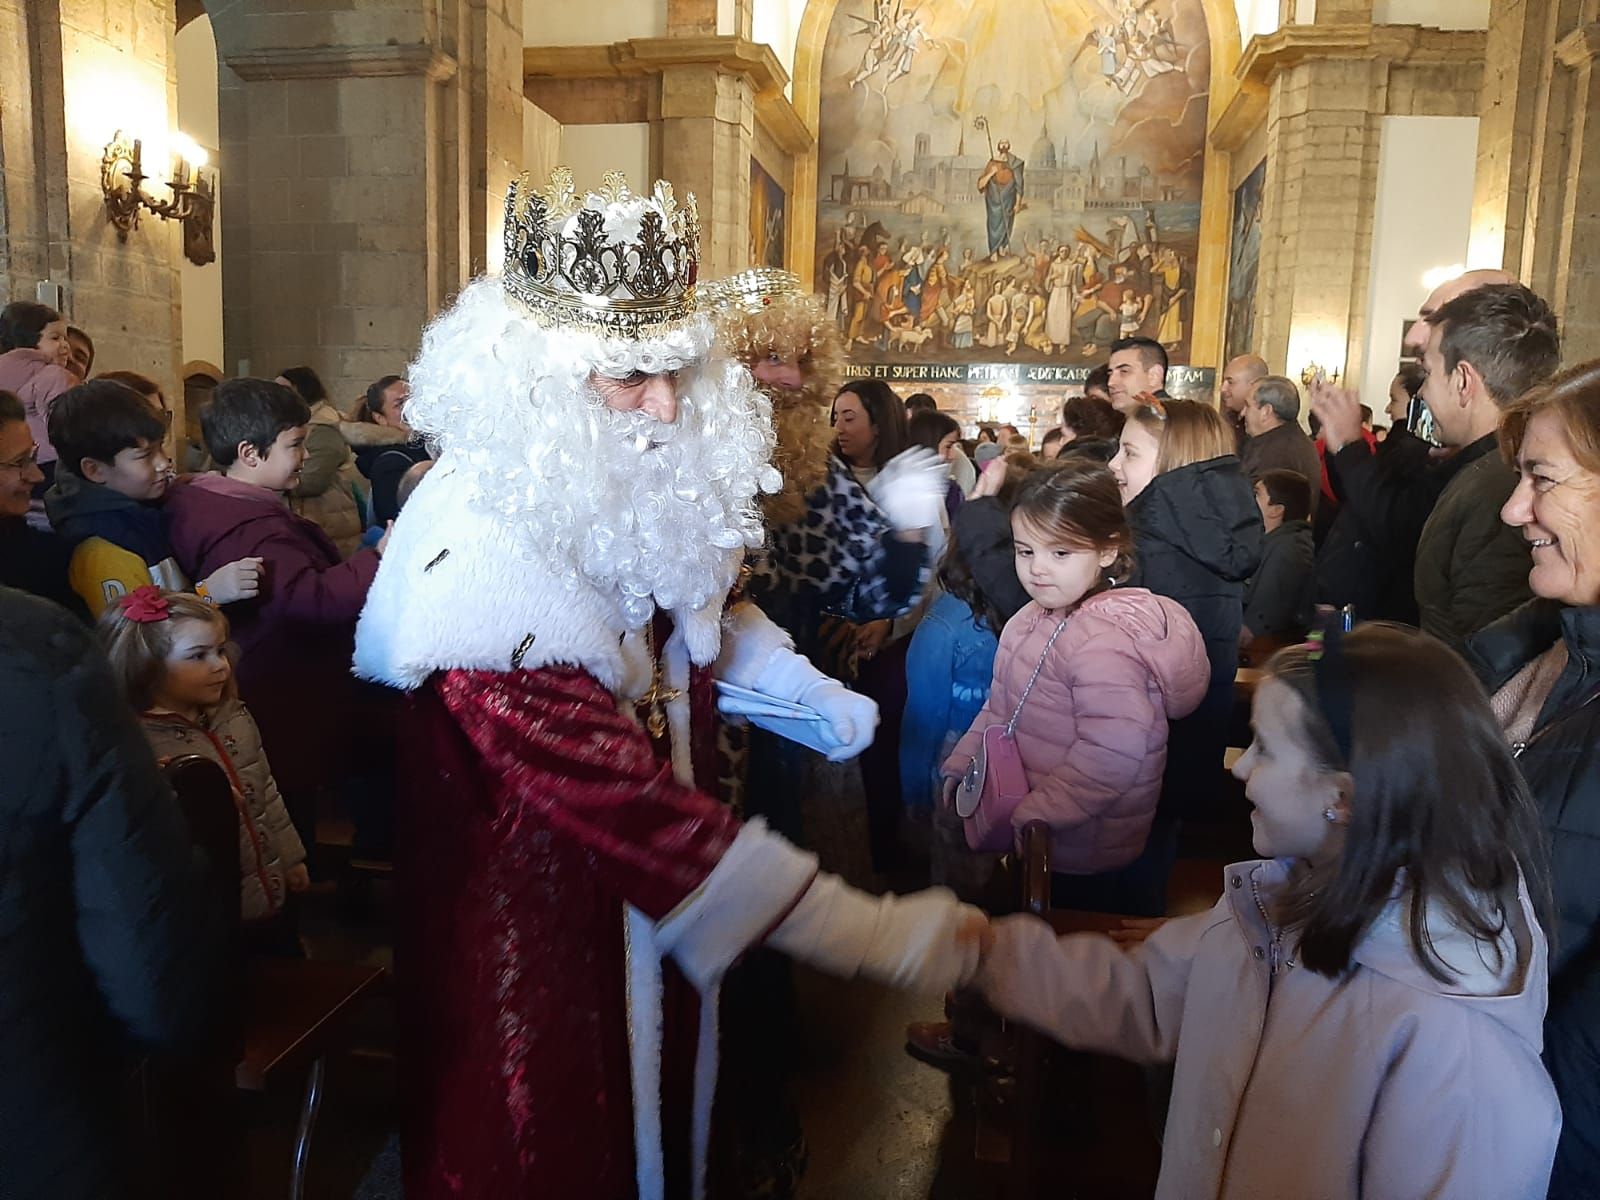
[714,682,841,756]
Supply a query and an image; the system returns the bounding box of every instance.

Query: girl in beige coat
[976,624,1561,1198]
[100,587,307,928]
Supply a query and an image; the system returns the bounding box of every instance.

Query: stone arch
[789,0,1244,364]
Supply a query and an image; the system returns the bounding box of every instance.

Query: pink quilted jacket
[942,588,1209,873]
[0,348,75,466]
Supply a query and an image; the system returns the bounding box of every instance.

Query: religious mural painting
[813,0,1211,376]
[750,159,788,270]
[1225,157,1266,364]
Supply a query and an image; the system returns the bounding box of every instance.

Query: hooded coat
[1124,455,1263,817]
[980,859,1559,1199]
[943,590,1210,871]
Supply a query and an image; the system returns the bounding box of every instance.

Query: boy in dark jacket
[165,379,389,842]
[1242,469,1315,646]
[44,379,261,616]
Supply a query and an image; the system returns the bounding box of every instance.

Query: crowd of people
[1,170,1596,1200]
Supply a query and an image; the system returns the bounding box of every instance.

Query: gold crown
[700,268,806,316]
[501,168,701,339]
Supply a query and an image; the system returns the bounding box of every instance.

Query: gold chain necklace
[636,620,682,740]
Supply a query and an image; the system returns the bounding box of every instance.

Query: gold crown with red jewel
[501,168,701,340]
[699,268,806,316]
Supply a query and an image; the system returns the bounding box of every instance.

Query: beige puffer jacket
[141,699,307,922]
[289,401,367,559]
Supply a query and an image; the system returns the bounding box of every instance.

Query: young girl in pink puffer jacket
[941,461,1209,910]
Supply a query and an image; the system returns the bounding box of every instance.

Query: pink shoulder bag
[954,615,1069,852]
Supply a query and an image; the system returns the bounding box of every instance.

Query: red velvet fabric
[395,662,740,1199]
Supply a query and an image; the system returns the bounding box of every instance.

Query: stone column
[1254,55,1387,379]
[657,61,758,279]
[206,0,520,404]
[1236,23,1482,379]
[1474,0,1600,358]
[0,0,184,392]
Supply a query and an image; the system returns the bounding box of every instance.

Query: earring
[1322,806,1340,823]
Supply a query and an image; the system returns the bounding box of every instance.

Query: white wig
[405,277,781,627]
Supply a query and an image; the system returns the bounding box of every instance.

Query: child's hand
[941,775,959,811]
[375,520,394,558]
[203,557,264,604]
[285,864,311,892]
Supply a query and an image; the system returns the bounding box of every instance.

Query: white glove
[867,445,948,532]
[767,875,983,994]
[797,678,879,762]
[752,641,879,761]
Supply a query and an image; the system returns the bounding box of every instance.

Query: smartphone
[1408,394,1439,446]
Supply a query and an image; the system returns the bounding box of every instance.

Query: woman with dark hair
[353,374,430,526]
[907,408,964,522]
[1468,360,1600,1194]
[830,379,948,869]
[832,377,909,474]
[0,301,75,491]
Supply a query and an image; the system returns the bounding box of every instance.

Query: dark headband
[1306,619,1355,767]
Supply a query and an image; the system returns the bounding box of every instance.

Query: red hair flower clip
[119,585,170,624]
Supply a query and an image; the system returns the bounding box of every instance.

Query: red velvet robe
[395,660,736,1198]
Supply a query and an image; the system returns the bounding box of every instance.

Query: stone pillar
[0,0,183,392]
[1474,0,1600,358]
[658,63,758,279]
[1235,23,1482,380]
[206,0,520,405]
[1255,57,1387,379]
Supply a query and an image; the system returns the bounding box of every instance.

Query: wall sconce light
[1299,363,1342,388]
[100,129,216,266]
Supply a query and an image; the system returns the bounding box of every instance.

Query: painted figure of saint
[976,140,1025,260]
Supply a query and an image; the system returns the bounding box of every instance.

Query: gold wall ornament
[501,168,702,340]
[100,130,217,267]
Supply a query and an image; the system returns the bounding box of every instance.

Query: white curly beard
[404,277,781,626]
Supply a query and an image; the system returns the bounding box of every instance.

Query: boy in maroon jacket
[166,378,390,847]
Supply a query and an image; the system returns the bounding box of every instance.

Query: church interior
[4,0,1599,1197]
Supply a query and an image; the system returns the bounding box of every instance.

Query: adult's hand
[1308,380,1365,453]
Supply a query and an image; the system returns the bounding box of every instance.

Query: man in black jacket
[1312,283,1558,648]
[0,587,219,1199]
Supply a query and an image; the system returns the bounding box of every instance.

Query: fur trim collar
[339,419,410,449]
[353,459,728,692]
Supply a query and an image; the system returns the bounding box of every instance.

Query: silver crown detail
[700,268,806,316]
[502,168,701,339]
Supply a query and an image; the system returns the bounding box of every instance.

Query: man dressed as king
[353,170,982,1200]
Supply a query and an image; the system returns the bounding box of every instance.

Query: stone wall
[1219,19,1484,382]
[205,0,522,407]
[0,0,183,393]
[1473,0,1600,360]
